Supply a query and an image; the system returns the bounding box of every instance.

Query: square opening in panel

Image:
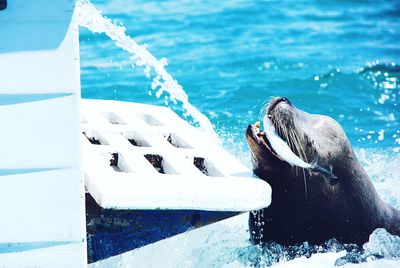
[110,153,122,172]
[137,113,164,126]
[165,133,193,149]
[105,152,131,173]
[144,154,179,174]
[124,133,152,147]
[83,132,102,145]
[144,154,165,174]
[103,112,126,125]
[193,157,223,177]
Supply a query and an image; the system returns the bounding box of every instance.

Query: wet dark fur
[246,97,400,246]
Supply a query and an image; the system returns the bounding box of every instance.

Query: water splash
[199,228,400,267]
[76,0,215,135]
[356,148,400,208]
[363,229,400,260]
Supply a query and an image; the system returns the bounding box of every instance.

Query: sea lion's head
[245,97,400,245]
[245,97,355,201]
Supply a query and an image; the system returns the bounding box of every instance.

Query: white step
[81,99,271,211]
[0,0,86,266]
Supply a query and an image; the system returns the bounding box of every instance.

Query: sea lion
[245,97,400,245]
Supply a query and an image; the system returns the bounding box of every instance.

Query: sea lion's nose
[278,97,292,105]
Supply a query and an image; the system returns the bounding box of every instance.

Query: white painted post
[0,0,87,267]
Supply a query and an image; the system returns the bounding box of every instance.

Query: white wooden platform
[0,0,86,267]
[81,99,271,211]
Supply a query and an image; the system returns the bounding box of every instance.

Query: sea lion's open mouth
[246,122,280,159]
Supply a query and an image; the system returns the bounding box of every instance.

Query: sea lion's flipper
[310,159,338,182]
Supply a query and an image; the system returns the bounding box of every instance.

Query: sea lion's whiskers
[279,123,312,179]
[274,119,303,176]
[286,129,299,157]
[293,132,308,163]
[274,120,311,200]
[287,130,303,176]
[302,168,307,200]
[286,127,307,163]
[259,99,271,122]
[273,110,310,168]
[288,133,298,157]
[288,131,296,151]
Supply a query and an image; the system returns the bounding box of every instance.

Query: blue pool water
[80,0,400,155]
[79,0,400,266]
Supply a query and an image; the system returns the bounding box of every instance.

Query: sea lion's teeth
[254,121,260,128]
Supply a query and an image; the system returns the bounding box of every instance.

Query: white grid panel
[81,99,271,211]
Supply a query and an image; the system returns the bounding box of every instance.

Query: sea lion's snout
[245,124,268,151]
[267,97,293,116]
[245,123,280,169]
[275,96,292,106]
[266,97,296,131]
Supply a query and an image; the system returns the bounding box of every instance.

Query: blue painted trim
[0,241,80,253]
[86,194,239,263]
[0,93,73,106]
[0,168,64,176]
